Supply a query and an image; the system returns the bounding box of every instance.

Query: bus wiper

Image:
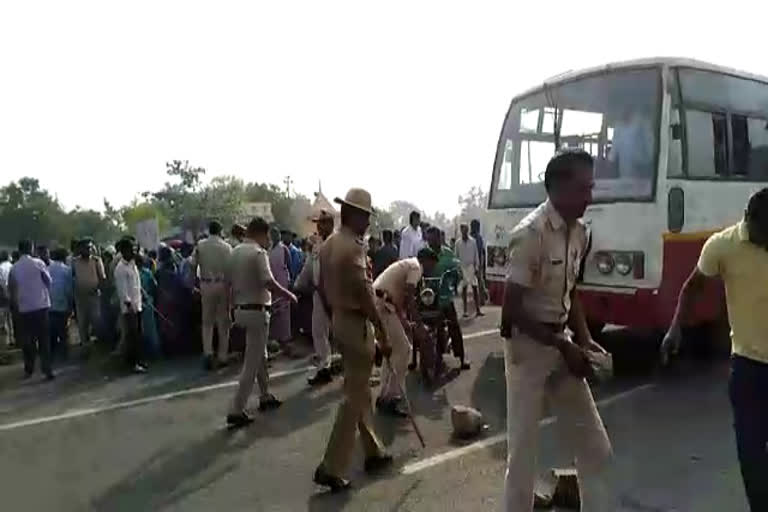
[543,83,561,151]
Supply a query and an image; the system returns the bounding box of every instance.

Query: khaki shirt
[373,258,422,309]
[193,235,232,282]
[230,240,273,306]
[505,200,587,325]
[319,227,371,312]
[72,256,106,295]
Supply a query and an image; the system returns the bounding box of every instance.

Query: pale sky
[1,1,766,218]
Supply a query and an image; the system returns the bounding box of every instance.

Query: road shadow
[306,468,423,512]
[469,351,506,427]
[91,383,343,511]
[91,429,241,511]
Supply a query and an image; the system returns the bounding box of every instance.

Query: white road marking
[0,366,313,432]
[464,328,498,340]
[401,383,655,475]
[0,327,521,433]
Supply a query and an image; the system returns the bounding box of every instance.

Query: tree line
[0,161,489,247]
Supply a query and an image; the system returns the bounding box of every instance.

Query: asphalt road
[0,308,749,511]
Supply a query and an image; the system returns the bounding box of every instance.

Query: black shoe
[408,362,417,371]
[460,361,471,371]
[476,311,485,317]
[226,411,255,429]
[203,355,214,371]
[313,466,351,492]
[390,400,409,418]
[376,397,407,418]
[258,394,282,411]
[22,371,33,380]
[308,368,333,386]
[364,454,393,474]
[216,358,229,369]
[44,372,55,381]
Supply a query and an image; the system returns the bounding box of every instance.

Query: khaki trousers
[230,310,270,414]
[503,333,614,512]
[321,310,385,477]
[376,298,411,400]
[201,281,231,360]
[75,292,100,346]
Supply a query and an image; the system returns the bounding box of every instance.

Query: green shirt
[426,245,459,304]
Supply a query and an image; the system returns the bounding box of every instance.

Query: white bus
[486,58,768,336]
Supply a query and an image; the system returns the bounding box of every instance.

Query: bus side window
[685,110,728,177]
[668,108,684,177]
[732,115,768,180]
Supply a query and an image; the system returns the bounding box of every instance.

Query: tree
[369,207,395,237]
[387,200,422,229]
[199,176,246,229]
[424,211,453,233]
[0,178,68,246]
[66,208,123,244]
[245,182,294,229]
[458,186,488,224]
[150,160,208,228]
[121,201,170,237]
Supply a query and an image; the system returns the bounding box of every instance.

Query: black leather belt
[542,322,566,332]
[235,304,271,312]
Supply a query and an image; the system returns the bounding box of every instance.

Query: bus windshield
[490,67,660,208]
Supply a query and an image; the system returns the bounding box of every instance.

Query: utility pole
[283,176,293,197]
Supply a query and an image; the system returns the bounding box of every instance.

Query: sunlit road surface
[0,308,747,511]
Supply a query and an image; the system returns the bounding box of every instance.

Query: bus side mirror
[671,123,682,140]
[668,186,684,233]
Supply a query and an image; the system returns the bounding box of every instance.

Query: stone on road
[0,308,748,511]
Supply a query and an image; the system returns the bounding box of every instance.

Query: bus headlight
[594,251,614,274]
[614,253,633,275]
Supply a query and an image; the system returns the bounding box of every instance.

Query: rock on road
[0,308,749,511]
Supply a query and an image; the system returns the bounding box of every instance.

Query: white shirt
[114,259,142,313]
[455,237,479,268]
[399,225,424,260]
[0,260,11,295]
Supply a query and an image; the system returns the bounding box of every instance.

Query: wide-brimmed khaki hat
[334,188,374,214]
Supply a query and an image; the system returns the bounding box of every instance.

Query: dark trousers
[19,308,51,376]
[122,312,143,368]
[49,310,70,359]
[729,355,768,511]
[441,301,465,360]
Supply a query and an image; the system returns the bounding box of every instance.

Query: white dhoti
[459,265,478,290]
[312,291,331,369]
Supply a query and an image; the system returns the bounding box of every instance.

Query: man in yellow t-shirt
[663,188,768,510]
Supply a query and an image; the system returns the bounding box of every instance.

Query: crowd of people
[5,149,768,508]
[0,191,492,496]
[0,207,488,381]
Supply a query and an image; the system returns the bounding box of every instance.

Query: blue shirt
[9,255,51,313]
[49,261,74,313]
[288,244,304,282]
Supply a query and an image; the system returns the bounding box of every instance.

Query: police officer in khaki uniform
[226,217,297,429]
[192,221,233,370]
[313,188,392,491]
[72,238,106,354]
[500,150,614,511]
